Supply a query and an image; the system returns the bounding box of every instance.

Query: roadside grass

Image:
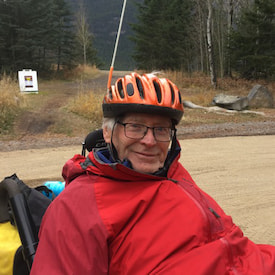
[165,71,275,106]
[156,71,275,126]
[62,64,101,81]
[0,67,274,138]
[67,69,274,129]
[66,90,103,129]
[0,74,25,134]
[64,64,103,129]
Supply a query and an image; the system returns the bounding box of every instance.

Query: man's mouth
[135,151,157,159]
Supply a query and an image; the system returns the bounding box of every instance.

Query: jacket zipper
[173,179,241,274]
[175,181,213,241]
[220,237,243,275]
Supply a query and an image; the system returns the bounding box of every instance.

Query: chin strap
[109,121,120,163]
[154,129,179,177]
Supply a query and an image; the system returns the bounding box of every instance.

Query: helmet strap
[108,120,120,163]
[154,128,179,177]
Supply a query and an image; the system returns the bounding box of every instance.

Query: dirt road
[1,135,275,245]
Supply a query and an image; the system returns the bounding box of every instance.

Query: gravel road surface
[1,135,275,246]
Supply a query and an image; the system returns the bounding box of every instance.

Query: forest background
[0,0,274,81]
[0,0,274,138]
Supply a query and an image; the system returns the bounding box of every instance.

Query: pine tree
[231,0,275,79]
[30,0,58,71]
[0,0,26,72]
[0,0,11,72]
[131,0,193,71]
[0,0,79,73]
[52,0,78,71]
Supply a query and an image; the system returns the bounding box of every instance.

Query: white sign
[18,69,38,93]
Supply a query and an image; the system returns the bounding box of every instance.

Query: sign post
[18,69,38,93]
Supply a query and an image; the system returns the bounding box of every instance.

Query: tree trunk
[76,1,90,65]
[207,0,217,88]
[57,46,61,71]
[83,43,86,65]
[196,0,204,72]
[225,0,233,77]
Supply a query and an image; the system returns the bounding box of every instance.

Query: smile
[135,151,157,158]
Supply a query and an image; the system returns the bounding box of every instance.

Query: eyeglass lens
[123,123,172,142]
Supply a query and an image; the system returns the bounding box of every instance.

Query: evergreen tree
[131,0,193,71]
[0,1,9,72]
[0,0,24,72]
[231,0,275,79]
[29,0,58,71]
[0,0,80,74]
[18,0,56,71]
[51,0,78,71]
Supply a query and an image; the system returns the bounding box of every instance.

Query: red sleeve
[30,175,109,275]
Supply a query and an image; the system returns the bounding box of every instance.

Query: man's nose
[141,128,157,145]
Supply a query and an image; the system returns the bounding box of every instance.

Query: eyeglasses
[117,121,174,142]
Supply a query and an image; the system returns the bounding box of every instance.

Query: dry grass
[57,69,275,131]
[66,89,103,128]
[64,65,104,128]
[62,64,101,81]
[150,70,275,126]
[164,71,275,106]
[0,74,25,134]
[1,68,274,138]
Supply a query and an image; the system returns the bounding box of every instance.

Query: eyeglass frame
[116,120,175,142]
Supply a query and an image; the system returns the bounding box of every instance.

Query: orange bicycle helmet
[102,72,184,124]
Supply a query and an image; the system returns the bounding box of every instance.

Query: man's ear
[103,126,111,143]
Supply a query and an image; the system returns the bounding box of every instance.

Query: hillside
[67,0,142,70]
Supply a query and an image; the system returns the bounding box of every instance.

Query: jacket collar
[62,142,181,186]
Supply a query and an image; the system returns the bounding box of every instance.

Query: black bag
[0,174,54,274]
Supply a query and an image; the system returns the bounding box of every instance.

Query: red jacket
[31,148,275,274]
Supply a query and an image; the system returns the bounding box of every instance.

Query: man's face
[103,113,172,174]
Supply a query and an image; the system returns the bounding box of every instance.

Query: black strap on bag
[13,246,30,275]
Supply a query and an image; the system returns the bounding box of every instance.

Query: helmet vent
[126,83,134,96]
[178,91,182,104]
[153,81,162,103]
[117,79,124,98]
[136,77,144,99]
[169,83,175,104]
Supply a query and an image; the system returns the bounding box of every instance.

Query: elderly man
[31,73,275,274]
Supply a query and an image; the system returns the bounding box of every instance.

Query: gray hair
[102,117,116,130]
